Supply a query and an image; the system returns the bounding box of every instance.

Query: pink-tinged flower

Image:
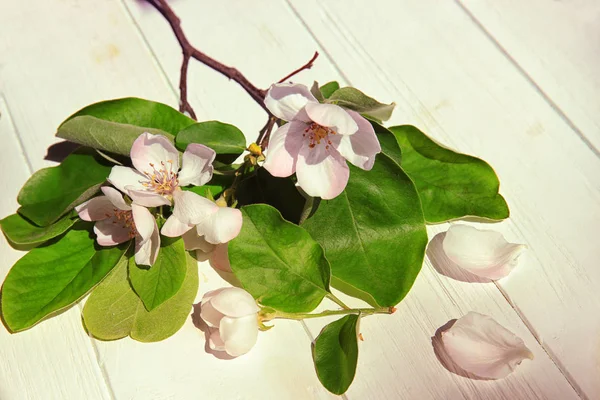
[182,235,231,273]
[75,186,160,266]
[108,132,215,207]
[200,287,260,357]
[263,83,381,199]
[161,192,242,246]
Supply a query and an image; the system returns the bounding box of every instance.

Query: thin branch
[278,51,319,83]
[179,52,196,119]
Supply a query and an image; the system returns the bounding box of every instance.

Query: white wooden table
[1,1,599,399]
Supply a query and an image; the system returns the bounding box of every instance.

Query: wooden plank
[128,0,584,398]
[458,0,600,155]
[0,97,111,400]
[288,0,600,398]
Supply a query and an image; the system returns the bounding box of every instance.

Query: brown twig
[179,52,196,119]
[278,51,319,83]
[258,116,278,149]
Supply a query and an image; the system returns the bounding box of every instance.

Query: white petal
[75,196,113,221]
[94,218,132,246]
[126,188,171,208]
[220,315,259,357]
[296,144,349,200]
[178,143,216,186]
[210,287,260,318]
[443,225,527,280]
[208,329,226,351]
[210,243,232,273]
[134,221,160,267]
[195,207,243,245]
[182,230,215,253]
[200,302,225,328]
[100,186,131,210]
[441,312,534,379]
[201,287,228,306]
[108,166,146,194]
[161,215,193,237]
[172,190,219,225]
[264,83,318,121]
[262,121,305,178]
[336,110,381,170]
[130,132,179,175]
[131,204,154,243]
[304,102,358,135]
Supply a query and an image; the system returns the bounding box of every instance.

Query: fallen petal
[441,312,533,379]
[443,225,526,280]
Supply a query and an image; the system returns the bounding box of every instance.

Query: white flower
[75,186,160,266]
[441,312,534,379]
[200,287,260,357]
[108,132,215,207]
[263,83,381,199]
[180,234,232,273]
[443,225,527,280]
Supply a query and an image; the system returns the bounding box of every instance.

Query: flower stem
[270,306,394,321]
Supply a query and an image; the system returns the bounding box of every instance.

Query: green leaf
[128,237,187,311]
[82,251,199,342]
[320,81,340,99]
[310,82,325,103]
[388,125,509,223]
[236,168,307,224]
[17,149,112,226]
[228,204,330,313]
[328,87,395,121]
[370,120,402,166]
[61,97,196,136]
[57,115,174,157]
[1,223,128,332]
[303,154,427,307]
[0,212,77,248]
[175,121,247,164]
[312,314,360,395]
[182,173,234,200]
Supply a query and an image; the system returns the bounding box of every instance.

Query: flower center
[142,160,179,195]
[107,209,137,239]
[304,122,336,149]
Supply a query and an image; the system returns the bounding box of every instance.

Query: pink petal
[75,196,113,221]
[201,302,225,328]
[100,187,131,210]
[264,83,318,121]
[131,204,155,243]
[210,243,232,273]
[262,121,305,177]
[182,230,215,252]
[296,144,350,200]
[134,221,160,266]
[304,102,358,135]
[208,329,226,351]
[196,207,243,245]
[220,315,259,357]
[130,132,180,175]
[93,218,132,246]
[126,188,171,208]
[201,288,228,306]
[108,166,146,194]
[210,287,259,318]
[172,190,219,225]
[178,143,216,186]
[336,110,381,170]
[162,214,193,237]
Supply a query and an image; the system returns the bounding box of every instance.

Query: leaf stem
[270,306,394,321]
[326,293,351,310]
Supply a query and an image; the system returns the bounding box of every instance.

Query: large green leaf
[1,223,128,332]
[228,204,330,313]
[62,97,195,136]
[388,125,509,223]
[0,212,77,248]
[312,314,360,395]
[182,173,234,200]
[17,150,112,226]
[320,81,340,99]
[82,252,199,342]
[303,154,427,307]
[175,121,247,164]
[236,168,307,224]
[328,87,395,121]
[128,237,187,311]
[370,120,401,166]
[57,116,174,157]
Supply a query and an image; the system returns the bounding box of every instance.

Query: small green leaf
[128,237,187,311]
[175,121,247,164]
[312,314,360,395]
[303,154,427,307]
[370,120,402,166]
[310,82,325,102]
[0,212,77,248]
[61,97,196,136]
[17,149,112,226]
[1,223,128,332]
[228,204,331,313]
[320,81,340,99]
[388,125,509,223]
[328,87,395,121]
[82,252,199,342]
[182,173,234,200]
[57,115,174,157]
[236,168,307,224]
